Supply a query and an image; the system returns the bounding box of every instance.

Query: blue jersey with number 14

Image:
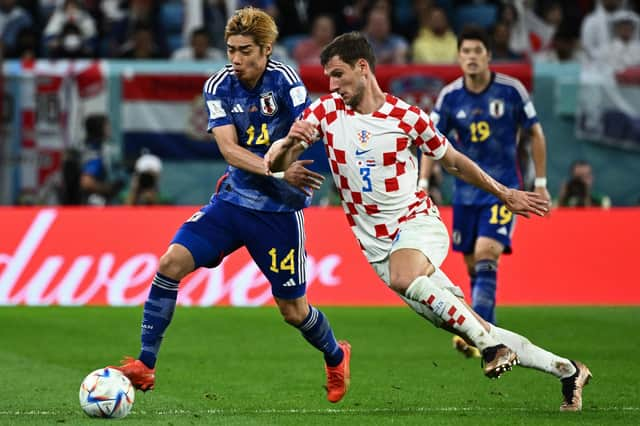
[203,59,311,212]
[431,72,539,205]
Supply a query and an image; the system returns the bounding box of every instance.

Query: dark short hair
[191,27,209,40]
[457,25,492,52]
[320,32,376,72]
[85,114,107,141]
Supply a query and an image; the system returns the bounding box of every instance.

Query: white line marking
[1,407,639,416]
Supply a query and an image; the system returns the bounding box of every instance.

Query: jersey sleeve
[512,79,539,130]
[408,105,448,160]
[284,80,311,119]
[203,72,232,132]
[302,96,328,138]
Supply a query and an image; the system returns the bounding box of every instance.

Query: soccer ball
[79,368,135,419]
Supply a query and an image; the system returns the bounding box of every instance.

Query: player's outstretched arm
[439,144,549,218]
[213,124,272,175]
[264,120,319,172]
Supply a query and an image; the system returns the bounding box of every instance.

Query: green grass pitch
[0,306,638,425]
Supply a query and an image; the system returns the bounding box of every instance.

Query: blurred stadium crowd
[1,0,638,65]
[2,0,639,208]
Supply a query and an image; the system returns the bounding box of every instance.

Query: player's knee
[389,272,417,294]
[280,307,306,326]
[158,247,194,281]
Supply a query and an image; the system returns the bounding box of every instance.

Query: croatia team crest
[260,92,277,116]
[489,99,505,118]
[357,129,372,148]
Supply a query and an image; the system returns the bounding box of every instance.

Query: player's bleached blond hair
[225,7,278,48]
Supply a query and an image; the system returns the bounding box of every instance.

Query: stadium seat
[160,1,184,34]
[167,34,184,53]
[454,4,498,33]
[603,109,632,140]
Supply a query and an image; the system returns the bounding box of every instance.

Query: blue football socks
[138,272,179,368]
[472,259,497,324]
[298,305,343,367]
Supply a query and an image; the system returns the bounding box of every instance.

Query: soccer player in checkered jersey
[109,7,351,404]
[265,32,591,411]
[420,27,551,354]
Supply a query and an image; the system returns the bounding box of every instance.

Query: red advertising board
[0,207,637,306]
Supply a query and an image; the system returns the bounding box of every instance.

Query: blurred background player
[420,26,550,357]
[110,7,350,403]
[266,31,590,412]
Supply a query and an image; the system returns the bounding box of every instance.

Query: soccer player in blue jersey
[420,26,551,357]
[110,7,351,403]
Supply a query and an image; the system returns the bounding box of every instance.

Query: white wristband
[271,138,286,148]
[418,178,429,190]
[534,177,547,188]
[272,171,285,179]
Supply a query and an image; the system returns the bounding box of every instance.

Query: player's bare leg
[389,248,518,379]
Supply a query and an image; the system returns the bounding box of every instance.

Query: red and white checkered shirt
[303,92,449,262]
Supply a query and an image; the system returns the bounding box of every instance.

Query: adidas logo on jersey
[282,279,297,287]
[497,226,508,236]
[232,104,244,113]
[456,110,467,119]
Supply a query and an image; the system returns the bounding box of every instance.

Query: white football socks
[489,325,576,378]
[404,275,499,351]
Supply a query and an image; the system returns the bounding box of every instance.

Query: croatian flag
[121,74,222,159]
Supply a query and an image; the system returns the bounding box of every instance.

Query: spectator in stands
[507,0,555,57]
[0,0,34,58]
[594,10,640,71]
[12,27,39,59]
[363,7,408,64]
[292,14,336,65]
[119,24,162,59]
[106,0,166,58]
[43,0,97,57]
[124,153,171,205]
[581,0,625,60]
[412,6,457,64]
[490,21,525,61]
[238,0,278,19]
[171,27,224,61]
[79,114,124,206]
[557,160,611,208]
[534,23,585,63]
[50,21,94,58]
[276,1,350,37]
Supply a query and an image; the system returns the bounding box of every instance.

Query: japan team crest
[260,92,277,116]
[489,99,505,118]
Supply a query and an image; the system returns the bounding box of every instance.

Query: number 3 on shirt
[360,167,372,192]
[470,121,490,143]
[246,123,270,145]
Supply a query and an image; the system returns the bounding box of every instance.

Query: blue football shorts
[171,197,307,299]
[451,203,516,255]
